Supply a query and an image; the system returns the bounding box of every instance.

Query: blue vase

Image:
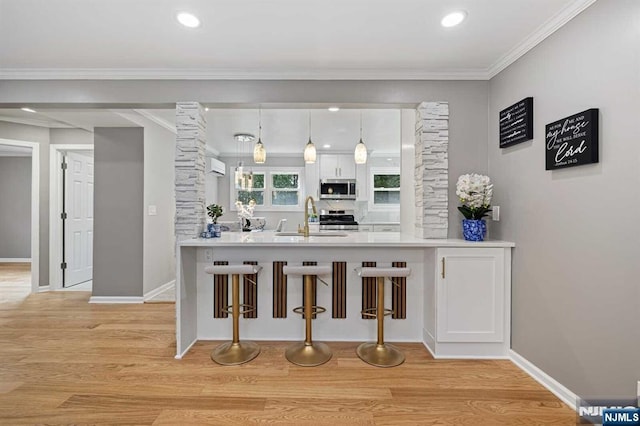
[462,219,486,241]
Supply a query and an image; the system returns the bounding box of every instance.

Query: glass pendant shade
[253,140,266,163]
[304,139,317,164]
[234,162,244,189]
[354,139,367,164]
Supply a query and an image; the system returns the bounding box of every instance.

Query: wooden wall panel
[332,262,347,318]
[242,261,258,319]
[361,261,377,320]
[272,261,287,318]
[392,261,407,319]
[213,260,229,318]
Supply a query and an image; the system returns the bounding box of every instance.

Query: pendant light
[354,111,368,164]
[303,110,317,164]
[253,108,266,164]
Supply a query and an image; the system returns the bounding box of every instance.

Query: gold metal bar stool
[204,264,262,365]
[355,266,411,367]
[282,264,333,367]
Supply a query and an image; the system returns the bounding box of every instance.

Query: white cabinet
[373,224,400,232]
[319,154,356,179]
[358,225,374,232]
[305,162,319,198]
[424,247,511,358]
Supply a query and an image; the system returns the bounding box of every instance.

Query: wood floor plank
[0,263,576,425]
[152,409,375,425]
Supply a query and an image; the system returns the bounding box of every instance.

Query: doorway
[0,138,40,296]
[49,144,94,290]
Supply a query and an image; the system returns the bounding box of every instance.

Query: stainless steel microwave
[319,179,357,200]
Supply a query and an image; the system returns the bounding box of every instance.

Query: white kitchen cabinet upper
[319,154,356,179]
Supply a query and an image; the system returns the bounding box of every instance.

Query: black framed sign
[499,97,534,148]
[545,108,599,170]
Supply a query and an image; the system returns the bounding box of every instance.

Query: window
[231,167,304,211]
[369,167,400,210]
[237,173,265,206]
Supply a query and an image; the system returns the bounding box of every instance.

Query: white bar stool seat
[204,264,262,365]
[282,264,332,367]
[355,266,411,367]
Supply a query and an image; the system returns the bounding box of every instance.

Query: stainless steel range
[319,210,359,231]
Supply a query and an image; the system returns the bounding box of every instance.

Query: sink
[275,232,348,237]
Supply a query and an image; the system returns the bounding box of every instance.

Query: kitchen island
[176,232,514,360]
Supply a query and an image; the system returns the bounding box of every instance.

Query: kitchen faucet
[298,195,317,237]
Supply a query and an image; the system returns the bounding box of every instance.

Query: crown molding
[0,67,489,81]
[133,109,177,134]
[487,0,598,78]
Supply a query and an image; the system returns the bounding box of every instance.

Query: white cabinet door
[358,225,374,232]
[305,162,319,198]
[436,248,505,343]
[338,155,356,179]
[319,154,356,179]
[319,154,339,179]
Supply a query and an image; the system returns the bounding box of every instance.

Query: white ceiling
[0,107,402,154]
[0,0,595,80]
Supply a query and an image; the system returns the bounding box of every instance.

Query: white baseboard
[89,296,144,304]
[0,258,31,262]
[37,285,50,293]
[509,349,577,411]
[144,280,175,301]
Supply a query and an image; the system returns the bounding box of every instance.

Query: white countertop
[179,231,515,248]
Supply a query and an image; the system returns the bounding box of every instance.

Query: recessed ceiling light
[205,107,209,112]
[441,11,467,28]
[21,107,36,113]
[323,144,331,149]
[177,12,200,28]
[328,107,340,112]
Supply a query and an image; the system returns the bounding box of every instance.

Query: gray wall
[0,157,31,258]
[93,127,144,297]
[0,121,50,283]
[488,0,640,400]
[50,128,93,145]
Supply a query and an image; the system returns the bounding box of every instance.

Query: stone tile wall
[175,102,207,241]
[415,102,449,239]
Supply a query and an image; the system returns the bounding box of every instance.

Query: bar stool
[282,264,333,366]
[204,264,262,365]
[355,266,411,368]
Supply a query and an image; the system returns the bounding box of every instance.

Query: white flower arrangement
[456,173,493,220]
[235,199,256,220]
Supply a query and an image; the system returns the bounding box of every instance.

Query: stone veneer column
[415,102,449,239]
[175,102,207,242]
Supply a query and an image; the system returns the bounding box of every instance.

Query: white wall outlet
[492,205,500,221]
[148,205,157,216]
[205,249,213,262]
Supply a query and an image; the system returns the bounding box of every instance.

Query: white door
[64,151,94,287]
[436,248,505,342]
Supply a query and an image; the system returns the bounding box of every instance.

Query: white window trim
[230,167,305,212]
[368,166,401,212]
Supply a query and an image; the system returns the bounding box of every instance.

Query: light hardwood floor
[0,262,31,304]
[0,275,575,425]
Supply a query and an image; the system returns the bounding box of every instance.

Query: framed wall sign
[545,108,599,170]
[499,97,534,148]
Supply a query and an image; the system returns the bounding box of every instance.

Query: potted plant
[455,174,493,241]
[206,204,224,237]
